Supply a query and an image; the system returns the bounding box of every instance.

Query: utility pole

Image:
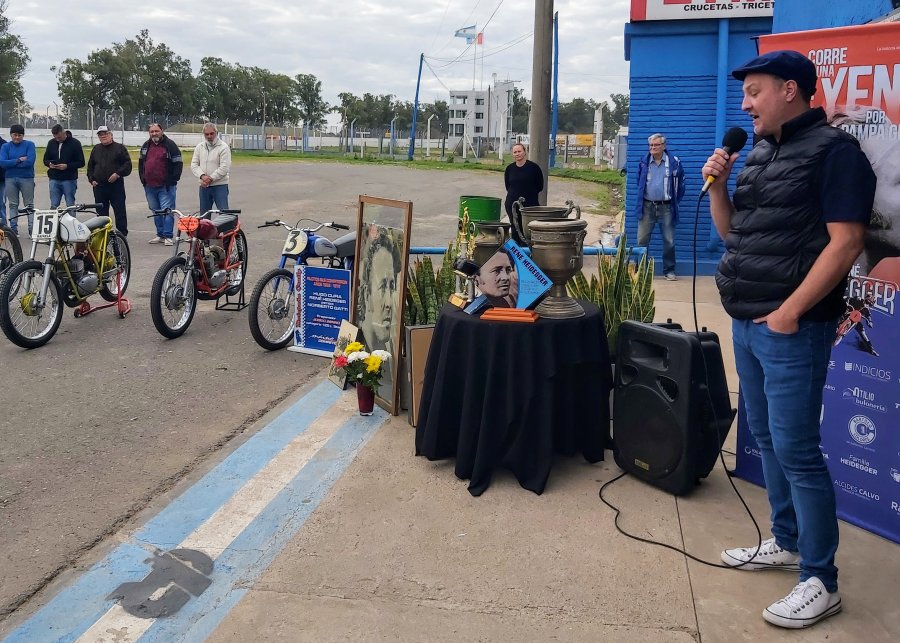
[529,0,553,204]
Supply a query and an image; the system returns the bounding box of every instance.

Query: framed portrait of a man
[353,196,413,415]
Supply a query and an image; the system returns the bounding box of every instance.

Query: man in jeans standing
[140,123,182,246]
[87,125,132,236]
[44,124,85,209]
[191,123,231,212]
[0,133,6,230]
[0,124,36,236]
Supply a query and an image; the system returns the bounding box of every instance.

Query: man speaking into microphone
[702,50,875,629]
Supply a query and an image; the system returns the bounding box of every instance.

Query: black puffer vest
[716,108,859,321]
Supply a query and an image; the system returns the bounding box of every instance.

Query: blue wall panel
[774,0,895,33]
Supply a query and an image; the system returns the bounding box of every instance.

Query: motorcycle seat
[212,214,238,235]
[333,231,357,258]
[84,216,111,231]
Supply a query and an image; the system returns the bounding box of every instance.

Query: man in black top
[504,142,544,244]
[44,124,85,209]
[87,126,132,236]
[0,134,5,229]
[703,50,876,629]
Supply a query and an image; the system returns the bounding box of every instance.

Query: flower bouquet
[332,341,392,415]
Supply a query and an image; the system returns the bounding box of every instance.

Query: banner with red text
[630,0,774,22]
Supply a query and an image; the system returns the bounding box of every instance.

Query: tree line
[1,11,628,138]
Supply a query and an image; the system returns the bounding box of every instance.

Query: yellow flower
[344,341,364,355]
[365,355,382,373]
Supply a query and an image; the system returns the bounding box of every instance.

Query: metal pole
[426,114,436,157]
[390,116,397,159]
[350,118,357,155]
[118,106,125,143]
[529,0,553,204]
[408,53,424,161]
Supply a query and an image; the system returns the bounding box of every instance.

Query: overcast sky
[8,0,631,121]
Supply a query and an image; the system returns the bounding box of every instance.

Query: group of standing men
[0,122,232,245]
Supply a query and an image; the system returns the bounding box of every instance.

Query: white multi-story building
[447,80,516,155]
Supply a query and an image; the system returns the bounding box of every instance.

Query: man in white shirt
[191,123,232,212]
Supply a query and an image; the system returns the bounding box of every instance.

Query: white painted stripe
[75,393,355,642]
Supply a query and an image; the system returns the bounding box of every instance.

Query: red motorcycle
[833,309,862,347]
[149,208,248,338]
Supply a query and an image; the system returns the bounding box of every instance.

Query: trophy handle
[510,197,526,243]
[497,225,507,246]
[564,200,582,220]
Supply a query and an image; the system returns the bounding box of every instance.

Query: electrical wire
[423,59,453,94]
[425,32,532,68]
[428,0,455,52]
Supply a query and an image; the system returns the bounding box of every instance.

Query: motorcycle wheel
[0,260,63,349]
[249,267,296,351]
[224,229,248,296]
[150,255,197,339]
[99,231,132,302]
[0,225,23,276]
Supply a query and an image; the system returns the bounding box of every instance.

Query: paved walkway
[3,277,897,642]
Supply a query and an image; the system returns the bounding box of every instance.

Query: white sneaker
[721,537,801,571]
[763,577,841,628]
[149,236,163,244]
[163,238,174,246]
[665,273,677,281]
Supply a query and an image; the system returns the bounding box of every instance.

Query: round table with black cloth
[415,301,612,496]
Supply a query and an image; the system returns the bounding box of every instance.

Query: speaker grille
[614,385,683,478]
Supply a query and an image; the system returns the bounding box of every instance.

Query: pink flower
[334,355,348,368]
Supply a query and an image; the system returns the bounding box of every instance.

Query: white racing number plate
[32,210,60,243]
[282,229,308,255]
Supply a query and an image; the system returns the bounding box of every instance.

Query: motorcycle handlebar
[331,223,350,230]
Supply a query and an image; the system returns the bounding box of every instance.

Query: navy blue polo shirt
[820,140,876,225]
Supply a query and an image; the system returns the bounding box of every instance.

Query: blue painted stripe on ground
[3,381,341,643]
[138,409,388,642]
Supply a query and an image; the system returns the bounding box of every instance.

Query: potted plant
[567,232,655,356]
[331,341,392,415]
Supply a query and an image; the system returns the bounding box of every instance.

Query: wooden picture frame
[352,195,413,415]
[327,320,361,390]
[405,324,436,427]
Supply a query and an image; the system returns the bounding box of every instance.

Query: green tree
[295,73,329,129]
[510,87,530,134]
[422,99,448,136]
[0,1,30,102]
[557,97,597,134]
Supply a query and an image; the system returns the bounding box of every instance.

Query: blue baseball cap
[732,50,818,97]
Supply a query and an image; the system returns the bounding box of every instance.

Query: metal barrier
[408,245,647,259]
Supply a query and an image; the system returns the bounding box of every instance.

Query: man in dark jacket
[87,125,132,236]
[634,134,685,280]
[0,134,6,229]
[139,123,182,246]
[44,124,85,209]
[703,50,876,630]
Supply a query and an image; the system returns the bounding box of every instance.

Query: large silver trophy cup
[528,218,588,319]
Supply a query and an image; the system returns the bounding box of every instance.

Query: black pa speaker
[612,321,735,495]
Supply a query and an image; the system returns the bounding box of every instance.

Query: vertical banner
[735,22,900,544]
[290,265,352,357]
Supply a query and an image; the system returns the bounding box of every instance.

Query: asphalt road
[0,160,604,620]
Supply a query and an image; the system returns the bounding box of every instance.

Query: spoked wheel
[225,229,248,296]
[0,260,63,349]
[0,226,23,276]
[99,231,132,302]
[150,256,197,339]
[248,268,296,350]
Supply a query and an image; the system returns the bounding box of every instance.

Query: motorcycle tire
[0,225,23,276]
[150,255,197,339]
[99,231,132,302]
[0,260,64,349]
[249,267,296,351]
[225,229,248,296]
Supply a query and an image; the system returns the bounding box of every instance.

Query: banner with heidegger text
[735,22,900,545]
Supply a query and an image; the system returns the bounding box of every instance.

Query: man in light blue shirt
[0,124,37,236]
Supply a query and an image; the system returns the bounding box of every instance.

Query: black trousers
[92,180,128,236]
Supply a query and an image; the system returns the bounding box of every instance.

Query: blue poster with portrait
[464,240,552,313]
[291,265,352,357]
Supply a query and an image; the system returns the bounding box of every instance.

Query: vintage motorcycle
[0,223,23,276]
[0,204,132,348]
[249,218,354,350]
[149,208,248,339]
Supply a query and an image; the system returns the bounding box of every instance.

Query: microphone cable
[598,189,768,571]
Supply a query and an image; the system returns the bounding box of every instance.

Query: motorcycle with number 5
[0,204,131,348]
[249,218,354,350]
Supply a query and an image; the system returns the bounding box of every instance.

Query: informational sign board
[290,265,352,357]
[735,22,900,545]
[630,0,774,22]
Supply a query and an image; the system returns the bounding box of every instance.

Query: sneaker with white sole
[763,577,841,628]
[721,537,801,571]
[665,273,677,281]
[163,238,174,246]
[148,236,163,244]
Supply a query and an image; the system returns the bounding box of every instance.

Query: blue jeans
[637,200,676,275]
[49,179,78,209]
[199,184,229,213]
[5,177,35,235]
[145,185,177,239]
[733,318,839,591]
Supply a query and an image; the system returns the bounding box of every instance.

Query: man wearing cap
[703,50,876,629]
[0,124,36,236]
[634,133,685,280]
[44,124,85,209]
[191,123,231,212]
[87,126,132,236]
[139,123,182,246]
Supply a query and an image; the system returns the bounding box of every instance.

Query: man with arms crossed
[702,50,875,629]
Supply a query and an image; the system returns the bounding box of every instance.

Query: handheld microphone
[700,127,749,195]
